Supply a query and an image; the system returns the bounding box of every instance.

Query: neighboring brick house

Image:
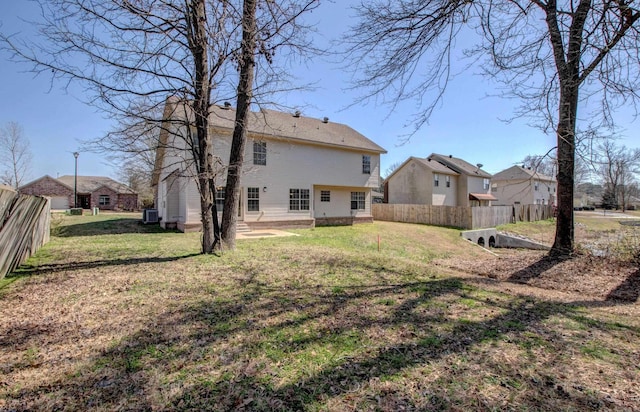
[20,175,138,211]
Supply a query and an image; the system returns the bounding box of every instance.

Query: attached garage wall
[50,196,69,210]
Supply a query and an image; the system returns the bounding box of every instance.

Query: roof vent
[476,163,483,169]
[223,102,231,109]
[449,154,452,158]
[322,117,329,123]
[293,110,301,118]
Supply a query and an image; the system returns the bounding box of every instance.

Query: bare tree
[2,0,318,253]
[520,153,557,177]
[598,140,640,211]
[0,121,32,189]
[346,0,640,257]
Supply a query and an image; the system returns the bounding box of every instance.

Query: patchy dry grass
[0,213,638,411]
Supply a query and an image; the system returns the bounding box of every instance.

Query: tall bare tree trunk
[188,0,218,253]
[552,90,577,255]
[221,0,257,250]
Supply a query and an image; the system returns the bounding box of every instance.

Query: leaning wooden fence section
[0,188,51,279]
[372,204,554,230]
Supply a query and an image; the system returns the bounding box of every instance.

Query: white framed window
[247,187,259,211]
[215,187,225,211]
[483,178,490,190]
[351,191,365,210]
[289,188,310,211]
[253,141,266,165]
[99,195,110,206]
[445,175,450,188]
[362,155,371,174]
[434,173,440,187]
[320,190,330,202]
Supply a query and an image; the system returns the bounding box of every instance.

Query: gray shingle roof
[428,153,492,178]
[413,157,460,175]
[57,176,136,194]
[208,104,387,153]
[492,165,556,182]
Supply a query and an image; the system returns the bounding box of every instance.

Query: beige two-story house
[152,98,386,232]
[427,154,495,206]
[385,157,460,205]
[491,165,557,206]
[386,154,494,206]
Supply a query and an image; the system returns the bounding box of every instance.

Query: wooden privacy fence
[372,204,554,230]
[0,188,51,279]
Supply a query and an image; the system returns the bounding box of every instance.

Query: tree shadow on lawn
[6,274,638,411]
[10,253,201,278]
[506,254,566,284]
[54,218,172,237]
[606,268,640,303]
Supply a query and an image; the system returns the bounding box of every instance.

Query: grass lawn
[1,213,638,411]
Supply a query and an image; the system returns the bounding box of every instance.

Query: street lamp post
[73,152,79,208]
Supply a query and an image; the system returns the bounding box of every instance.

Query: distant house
[385,154,494,206]
[19,175,138,210]
[492,165,557,206]
[152,98,386,232]
[385,157,460,206]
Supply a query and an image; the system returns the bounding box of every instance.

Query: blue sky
[1,1,637,183]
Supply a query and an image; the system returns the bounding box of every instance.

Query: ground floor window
[247,187,259,211]
[289,188,310,211]
[99,195,110,206]
[350,191,365,210]
[215,187,225,211]
[320,190,330,202]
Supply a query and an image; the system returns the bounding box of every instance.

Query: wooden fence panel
[373,203,553,230]
[372,204,472,229]
[0,188,51,279]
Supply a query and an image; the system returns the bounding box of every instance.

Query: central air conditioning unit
[143,209,159,224]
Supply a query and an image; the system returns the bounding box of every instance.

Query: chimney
[322,117,329,123]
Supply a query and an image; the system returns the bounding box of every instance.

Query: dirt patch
[437,248,640,304]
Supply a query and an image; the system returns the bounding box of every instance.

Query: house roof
[19,175,73,192]
[208,104,387,154]
[492,165,556,183]
[428,153,492,178]
[385,156,459,182]
[57,175,137,194]
[413,157,460,175]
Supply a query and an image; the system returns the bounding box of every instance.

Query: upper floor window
[534,182,539,191]
[362,155,371,174]
[351,191,365,210]
[215,187,225,211]
[483,178,490,190]
[434,173,440,187]
[445,175,450,188]
[253,141,266,165]
[247,187,260,211]
[289,188,310,211]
